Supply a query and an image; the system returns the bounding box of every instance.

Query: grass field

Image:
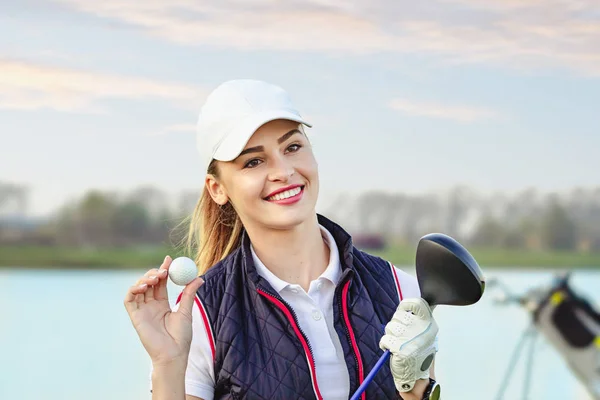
[0,245,180,269]
[1,244,600,269]
[370,246,600,269]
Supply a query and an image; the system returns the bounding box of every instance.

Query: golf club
[350,233,485,400]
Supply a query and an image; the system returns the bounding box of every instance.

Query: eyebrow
[237,129,302,157]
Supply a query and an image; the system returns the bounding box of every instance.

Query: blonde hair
[182,160,244,274]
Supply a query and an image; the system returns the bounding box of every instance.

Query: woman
[124,80,440,400]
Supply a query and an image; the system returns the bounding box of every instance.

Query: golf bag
[529,273,600,399]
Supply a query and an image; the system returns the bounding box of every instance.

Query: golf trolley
[488,272,600,400]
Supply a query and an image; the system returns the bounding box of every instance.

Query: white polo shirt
[151,225,421,400]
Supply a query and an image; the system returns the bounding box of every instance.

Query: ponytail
[182,160,244,274]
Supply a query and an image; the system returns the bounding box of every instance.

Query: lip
[265,186,305,205]
[264,184,304,199]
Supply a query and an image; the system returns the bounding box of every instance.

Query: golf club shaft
[350,304,437,400]
[349,350,391,400]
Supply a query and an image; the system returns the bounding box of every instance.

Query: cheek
[228,174,265,206]
[299,152,319,180]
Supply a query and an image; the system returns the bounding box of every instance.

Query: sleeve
[391,264,421,300]
[149,296,216,400]
[392,265,439,353]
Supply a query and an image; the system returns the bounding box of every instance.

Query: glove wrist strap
[421,378,441,400]
[397,378,440,400]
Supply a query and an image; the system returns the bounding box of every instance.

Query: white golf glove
[379,298,439,393]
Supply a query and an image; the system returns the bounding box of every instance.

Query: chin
[266,208,315,231]
[259,198,317,231]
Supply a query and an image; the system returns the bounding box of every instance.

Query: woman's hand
[124,255,204,367]
[379,298,438,394]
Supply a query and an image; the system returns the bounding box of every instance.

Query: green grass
[1,244,599,269]
[0,245,189,268]
[370,245,600,269]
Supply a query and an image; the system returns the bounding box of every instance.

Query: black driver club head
[416,233,485,307]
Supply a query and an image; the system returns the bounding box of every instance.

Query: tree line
[2,185,600,252]
[326,186,600,252]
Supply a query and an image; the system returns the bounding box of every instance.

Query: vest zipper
[256,287,323,400]
[336,278,365,399]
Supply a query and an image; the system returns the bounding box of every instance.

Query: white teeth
[268,187,302,201]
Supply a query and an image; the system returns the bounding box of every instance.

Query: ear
[205,174,229,206]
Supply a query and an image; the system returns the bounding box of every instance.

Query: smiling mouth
[265,186,304,201]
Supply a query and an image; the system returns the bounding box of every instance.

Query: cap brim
[213,110,312,162]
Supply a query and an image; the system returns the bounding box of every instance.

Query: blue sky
[2,0,599,216]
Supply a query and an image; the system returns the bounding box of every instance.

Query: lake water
[0,267,598,400]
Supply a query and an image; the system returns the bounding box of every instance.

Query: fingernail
[164,255,170,263]
[139,284,147,289]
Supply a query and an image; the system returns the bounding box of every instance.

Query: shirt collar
[319,225,341,285]
[251,224,342,294]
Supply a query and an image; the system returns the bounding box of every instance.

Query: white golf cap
[196,79,312,173]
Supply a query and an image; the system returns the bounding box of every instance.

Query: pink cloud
[388,98,500,122]
[53,0,600,76]
[0,59,202,112]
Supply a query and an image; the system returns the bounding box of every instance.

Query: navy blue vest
[194,215,404,399]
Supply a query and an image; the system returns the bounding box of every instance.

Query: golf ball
[168,256,198,286]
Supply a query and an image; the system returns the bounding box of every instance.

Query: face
[205,119,319,232]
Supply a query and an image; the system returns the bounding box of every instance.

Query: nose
[267,154,294,182]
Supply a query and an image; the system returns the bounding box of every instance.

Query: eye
[286,143,302,153]
[243,158,262,169]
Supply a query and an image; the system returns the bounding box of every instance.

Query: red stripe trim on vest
[257,289,323,400]
[176,292,216,361]
[342,280,365,400]
[389,262,404,302]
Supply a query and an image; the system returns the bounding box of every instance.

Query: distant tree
[78,191,117,247]
[502,228,526,249]
[540,201,577,250]
[472,214,505,247]
[357,191,389,234]
[154,207,181,245]
[52,203,80,246]
[515,217,541,249]
[112,200,151,245]
[445,185,473,239]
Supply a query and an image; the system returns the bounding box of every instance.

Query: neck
[246,214,330,292]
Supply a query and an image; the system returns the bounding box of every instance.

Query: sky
[1,0,600,217]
